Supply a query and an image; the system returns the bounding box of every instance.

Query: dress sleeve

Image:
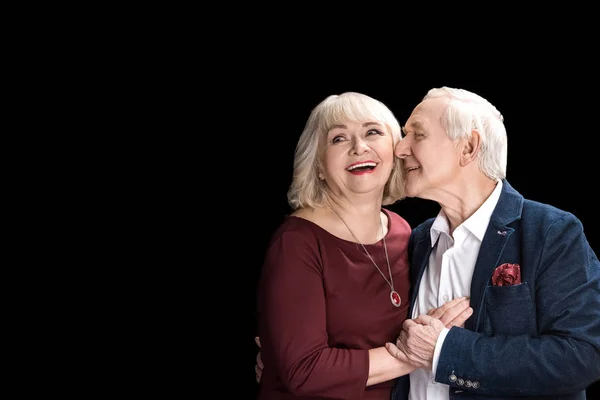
[258,229,370,398]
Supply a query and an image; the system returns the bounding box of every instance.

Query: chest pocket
[483,282,537,336]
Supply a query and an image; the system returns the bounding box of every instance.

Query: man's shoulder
[412,218,436,239]
[521,197,579,225]
[501,180,578,225]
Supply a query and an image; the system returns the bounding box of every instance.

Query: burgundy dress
[257,209,411,400]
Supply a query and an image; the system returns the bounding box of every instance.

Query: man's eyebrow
[403,121,424,133]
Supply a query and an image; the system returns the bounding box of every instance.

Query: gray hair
[423,87,507,180]
[287,92,405,210]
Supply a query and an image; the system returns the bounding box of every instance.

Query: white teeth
[406,166,419,171]
[347,162,376,171]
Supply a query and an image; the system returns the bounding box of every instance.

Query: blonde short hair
[287,92,405,210]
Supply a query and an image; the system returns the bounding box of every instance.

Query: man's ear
[460,130,481,167]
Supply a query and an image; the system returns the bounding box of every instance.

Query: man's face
[394,98,462,201]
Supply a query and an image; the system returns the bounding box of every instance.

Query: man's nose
[394,139,411,159]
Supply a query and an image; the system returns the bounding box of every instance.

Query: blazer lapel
[466,179,524,331]
[409,232,434,317]
[467,223,513,331]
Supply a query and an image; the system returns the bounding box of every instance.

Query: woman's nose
[351,138,369,154]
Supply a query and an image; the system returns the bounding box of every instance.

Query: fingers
[255,364,262,383]
[395,328,407,346]
[420,297,473,329]
[438,300,470,327]
[255,339,263,383]
[385,341,404,360]
[256,350,263,369]
[412,313,445,329]
[428,297,470,327]
[447,307,473,328]
[402,317,418,331]
[427,296,468,319]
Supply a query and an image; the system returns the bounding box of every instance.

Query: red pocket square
[492,263,521,286]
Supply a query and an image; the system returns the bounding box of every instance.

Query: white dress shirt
[408,180,503,400]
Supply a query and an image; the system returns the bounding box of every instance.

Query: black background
[229,74,599,398]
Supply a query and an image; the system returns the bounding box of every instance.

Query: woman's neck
[325,195,384,244]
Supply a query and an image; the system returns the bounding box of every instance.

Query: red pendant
[390,290,401,307]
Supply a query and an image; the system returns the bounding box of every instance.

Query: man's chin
[403,183,418,198]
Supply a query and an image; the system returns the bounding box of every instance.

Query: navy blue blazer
[393,180,600,400]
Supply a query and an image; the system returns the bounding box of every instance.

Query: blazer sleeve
[435,214,600,396]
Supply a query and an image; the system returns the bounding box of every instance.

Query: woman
[256,92,471,399]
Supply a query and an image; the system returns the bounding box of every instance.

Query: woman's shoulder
[271,213,327,241]
[383,208,411,233]
[274,214,314,232]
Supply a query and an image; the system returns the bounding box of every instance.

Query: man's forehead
[404,99,444,128]
[403,118,425,131]
[404,111,429,130]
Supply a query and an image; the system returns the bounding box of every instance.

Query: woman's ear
[317,164,325,180]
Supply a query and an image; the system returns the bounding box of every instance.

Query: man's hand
[385,297,472,369]
[428,296,472,328]
[255,336,263,383]
[392,314,446,370]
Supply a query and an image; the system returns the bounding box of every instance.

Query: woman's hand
[255,336,263,383]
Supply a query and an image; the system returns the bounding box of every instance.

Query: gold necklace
[327,200,401,308]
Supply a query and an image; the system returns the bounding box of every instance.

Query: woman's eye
[367,129,383,136]
[332,136,344,143]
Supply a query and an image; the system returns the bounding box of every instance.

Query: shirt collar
[430,180,503,246]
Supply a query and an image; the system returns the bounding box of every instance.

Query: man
[387,86,600,399]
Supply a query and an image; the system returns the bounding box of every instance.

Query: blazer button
[457,378,464,386]
[465,380,472,388]
[449,374,457,382]
[472,381,480,389]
